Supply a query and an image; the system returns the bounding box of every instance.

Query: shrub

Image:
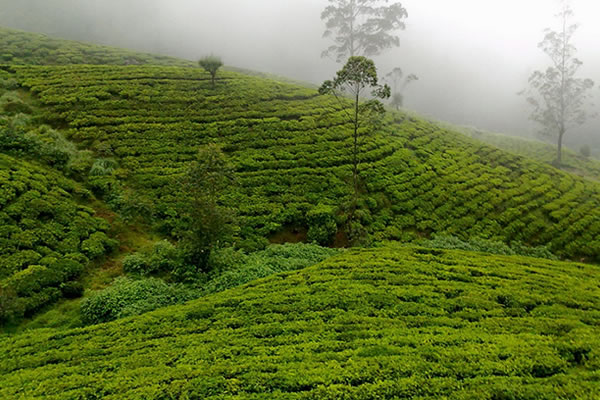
[80,277,196,324]
[307,204,337,246]
[60,281,84,299]
[123,241,183,276]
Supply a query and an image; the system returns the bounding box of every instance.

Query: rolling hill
[1,23,600,400]
[460,127,600,181]
[1,64,598,261]
[0,26,192,67]
[1,246,599,399]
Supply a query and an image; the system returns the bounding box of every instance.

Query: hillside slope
[0,26,193,67]
[461,128,600,180]
[4,64,600,260]
[0,153,116,323]
[1,246,599,399]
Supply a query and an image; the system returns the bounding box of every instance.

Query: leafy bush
[307,204,338,246]
[80,277,196,325]
[202,243,341,295]
[421,234,558,260]
[123,240,183,276]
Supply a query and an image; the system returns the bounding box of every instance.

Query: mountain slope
[0,26,193,67]
[1,246,599,399]
[4,64,600,260]
[461,127,600,180]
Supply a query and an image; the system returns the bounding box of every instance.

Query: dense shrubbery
[8,64,600,261]
[80,277,195,324]
[87,243,338,324]
[203,243,341,295]
[0,153,116,324]
[421,234,558,260]
[2,247,600,398]
[123,240,183,276]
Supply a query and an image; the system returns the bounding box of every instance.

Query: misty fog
[0,0,598,148]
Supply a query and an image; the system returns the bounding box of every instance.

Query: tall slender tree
[522,3,594,165]
[321,0,408,63]
[319,56,390,233]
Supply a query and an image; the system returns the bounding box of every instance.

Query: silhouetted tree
[386,67,418,110]
[522,4,594,165]
[177,144,236,273]
[321,0,408,63]
[198,55,223,87]
[319,56,390,234]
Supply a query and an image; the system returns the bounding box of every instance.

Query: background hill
[1,246,599,399]
[457,126,600,181]
[0,27,193,67]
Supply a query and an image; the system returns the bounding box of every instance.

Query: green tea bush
[0,153,115,324]
[80,277,196,325]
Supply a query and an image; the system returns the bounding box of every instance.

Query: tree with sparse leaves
[386,67,418,110]
[321,0,408,63]
[198,55,223,87]
[521,4,594,166]
[319,56,390,232]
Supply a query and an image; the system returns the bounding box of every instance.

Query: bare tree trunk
[557,128,564,166]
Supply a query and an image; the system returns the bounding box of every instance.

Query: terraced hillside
[1,246,599,399]
[0,27,193,66]
[462,128,600,180]
[4,64,600,260]
[0,153,116,323]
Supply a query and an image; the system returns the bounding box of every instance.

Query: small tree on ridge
[199,55,223,87]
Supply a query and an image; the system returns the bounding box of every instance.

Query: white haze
[0,0,598,147]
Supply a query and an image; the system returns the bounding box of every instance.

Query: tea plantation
[4,64,600,260]
[1,246,599,399]
[462,128,600,180]
[0,27,192,67]
[0,153,116,323]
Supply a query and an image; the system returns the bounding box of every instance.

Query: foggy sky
[0,0,598,147]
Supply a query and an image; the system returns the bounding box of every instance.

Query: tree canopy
[522,4,595,165]
[321,0,408,63]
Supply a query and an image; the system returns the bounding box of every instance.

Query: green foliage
[460,126,600,180]
[0,26,194,66]
[2,247,600,398]
[421,234,557,260]
[198,55,223,86]
[123,240,183,276]
[307,204,338,245]
[203,243,341,295]
[0,153,115,324]
[80,277,195,325]
[176,144,237,273]
[7,63,600,261]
